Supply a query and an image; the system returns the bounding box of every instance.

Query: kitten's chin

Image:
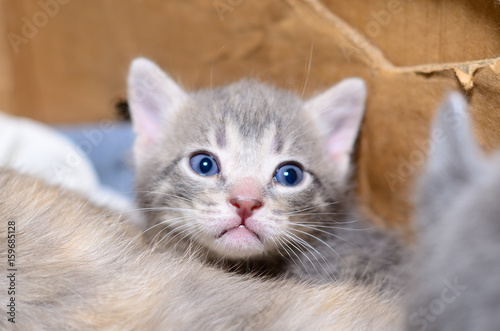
[213,225,265,258]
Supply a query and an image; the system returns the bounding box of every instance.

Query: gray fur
[288,210,409,291]
[129,58,408,289]
[407,92,500,330]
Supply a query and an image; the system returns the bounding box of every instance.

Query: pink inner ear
[325,130,355,160]
[130,93,164,146]
[324,128,357,179]
[137,109,160,144]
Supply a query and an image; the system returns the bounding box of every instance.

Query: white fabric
[0,111,134,214]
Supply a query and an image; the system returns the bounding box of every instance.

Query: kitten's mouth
[217,225,261,241]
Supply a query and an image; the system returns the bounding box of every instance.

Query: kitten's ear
[417,92,484,225]
[306,78,366,179]
[422,92,482,189]
[127,58,187,156]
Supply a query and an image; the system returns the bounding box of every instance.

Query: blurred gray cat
[407,93,500,330]
[128,58,407,288]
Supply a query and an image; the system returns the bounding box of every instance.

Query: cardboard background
[1,0,499,232]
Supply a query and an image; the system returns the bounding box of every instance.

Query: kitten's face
[128,58,366,259]
[138,86,332,258]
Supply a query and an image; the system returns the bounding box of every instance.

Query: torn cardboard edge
[402,59,499,91]
[297,0,500,92]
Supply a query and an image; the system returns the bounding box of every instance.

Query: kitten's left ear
[306,78,366,179]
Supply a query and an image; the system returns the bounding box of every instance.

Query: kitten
[406,93,500,330]
[0,168,402,330]
[128,58,408,287]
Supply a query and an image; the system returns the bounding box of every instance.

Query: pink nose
[229,197,263,222]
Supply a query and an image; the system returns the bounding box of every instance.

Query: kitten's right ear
[417,92,484,225]
[127,58,187,157]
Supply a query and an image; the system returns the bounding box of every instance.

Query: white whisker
[300,43,313,100]
[288,227,349,269]
[294,222,373,231]
[284,201,342,215]
[282,232,336,282]
[138,206,198,213]
[277,238,313,279]
[152,222,196,251]
[138,191,197,204]
[285,231,337,282]
[142,216,194,238]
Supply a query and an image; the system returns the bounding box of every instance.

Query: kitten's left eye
[190,153,219,176]
[274,164,304,186]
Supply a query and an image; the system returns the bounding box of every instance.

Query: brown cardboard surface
[320,0,500,66]
[0,0,13,114]
[0,0,499,231]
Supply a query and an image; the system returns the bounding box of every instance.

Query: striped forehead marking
[215,126,227,148]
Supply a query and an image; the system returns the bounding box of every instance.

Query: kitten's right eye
[189,153,219,176]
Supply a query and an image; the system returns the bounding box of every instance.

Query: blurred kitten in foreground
[0,168,401,330]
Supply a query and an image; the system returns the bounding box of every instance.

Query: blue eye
[189,153,219,176]
[274,164,304,186]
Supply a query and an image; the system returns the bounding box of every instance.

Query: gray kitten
[128,58,407,288]
[407,93,500,330]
